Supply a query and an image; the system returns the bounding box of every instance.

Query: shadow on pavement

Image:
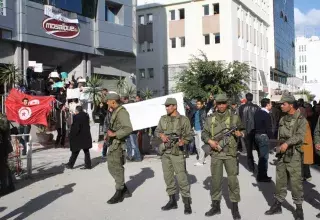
[238,154,257,175]
[1,183,75,220]
[73,156,106,170]
[126,167,155,194]
[15,164,65,191]
[188,173,197,185]
[203,176,232,209]
[303,181,320,211]
[252,180,295,217]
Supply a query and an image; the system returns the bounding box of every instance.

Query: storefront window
[0,0,6,16]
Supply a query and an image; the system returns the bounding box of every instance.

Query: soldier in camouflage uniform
[106,93,133,204]
[155,98,193,215]
[201,94,244,220]
[0,114,14,197]
[265,94,306,220]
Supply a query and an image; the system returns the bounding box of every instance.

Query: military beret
[106,93,120,101]
[164,98,177,105]
[279,94,295,104]
[215,94,228,103]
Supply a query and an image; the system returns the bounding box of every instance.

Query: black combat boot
[205,200,221,217]
[265,200,282,215]
[295,204,304,220]
[182,197,192,215]
[122,184,132,198]
[232,202,241,220]
[161,195,178,211]
[107,190,124,204]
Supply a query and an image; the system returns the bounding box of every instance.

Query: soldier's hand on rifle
[178,139,185,146]
[316,144,320,150]
[107,130,116,137]
[208,139,219,150]
[234,130,243,137]
[160,133,169,143]
[280,143,288,153]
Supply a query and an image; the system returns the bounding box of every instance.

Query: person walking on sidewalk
[191,99,207,166]
[55,104,68,148]
[106,93,133,205]
[254,98,273,182]
[201,94,244,220]
[265,94,307,220]
[238,93,259,172]
[65,106,92,169]
[155,98,193,215]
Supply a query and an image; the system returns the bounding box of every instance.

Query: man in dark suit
[65,106,92,169]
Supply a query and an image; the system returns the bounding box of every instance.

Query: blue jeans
[126,134,141,161]
[19,125,31,154]
[255,134,269,178]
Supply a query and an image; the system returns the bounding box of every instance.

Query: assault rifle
[202,126,238,155]
[152,133,192,158]
[269,139,295,162]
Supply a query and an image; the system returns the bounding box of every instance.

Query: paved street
[1,147,320,220]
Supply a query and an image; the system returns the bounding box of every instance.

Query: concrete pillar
[14,43,23,78]
[81,53,86,78]
[23,44,29,85]
[86,54,92,78]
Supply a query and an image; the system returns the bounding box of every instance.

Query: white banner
[44,5,79,24]
[123,92,185,131]
[67,88,80,100]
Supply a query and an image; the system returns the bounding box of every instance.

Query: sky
[294,0,320,36]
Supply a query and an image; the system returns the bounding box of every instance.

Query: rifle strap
[110,106,124,130]
[211,110,232,138]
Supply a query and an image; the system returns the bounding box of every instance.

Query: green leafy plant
[175,51,250,100]
[124,84,136,99]
[0,63,21,93]
[116,77,126,96]
[295,89,316,102]
[84,75,103,107]
[142,88,153,100]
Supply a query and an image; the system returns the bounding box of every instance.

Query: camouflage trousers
[108,147,126,190]
[161,152,191,198]
[275,152,304,205]
[211,155,240,202]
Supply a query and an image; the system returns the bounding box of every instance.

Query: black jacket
[69,112,92,152]
[239,102,260,134]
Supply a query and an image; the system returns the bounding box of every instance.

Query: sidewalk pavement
[1,147,320,220]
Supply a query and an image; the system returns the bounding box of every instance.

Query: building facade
[268,0,298,95]
[0,0,137,92]
[295,36,320,101]
[136,0,271,103]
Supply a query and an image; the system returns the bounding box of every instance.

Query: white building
[136,0,271,103]
[295,36,320,101]
[295,36,320,83]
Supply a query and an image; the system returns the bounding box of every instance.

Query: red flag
[5,89,56,126]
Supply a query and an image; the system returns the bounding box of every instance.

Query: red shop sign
[42,18,80,39]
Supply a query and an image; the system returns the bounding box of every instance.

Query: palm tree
[116,77,126,96]
[0,63,21,94]
[124,84,136,99]
[142,88,153,100]
[84,74,103,108]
